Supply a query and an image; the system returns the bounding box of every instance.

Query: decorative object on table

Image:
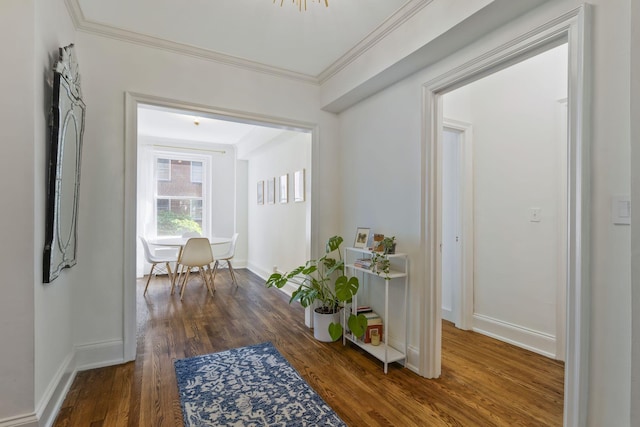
[362,311,384,344]
[294,169,305,202]
[353,227,370,249]
[370,236,396,277]
[372,233,385,251]
[266,235,366,342]
[174,342,346,427]
[267,177,275,204]
[279,173,288,203]
[370,328,381,346]
[257,180,264,205]
[43,44,86,283]
[381,236,396,254]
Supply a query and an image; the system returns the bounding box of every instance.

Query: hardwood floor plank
[53,269,564,426]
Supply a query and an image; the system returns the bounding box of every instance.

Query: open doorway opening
[440,43,568,361]
[422,7,590,424]
[123,94,315,362]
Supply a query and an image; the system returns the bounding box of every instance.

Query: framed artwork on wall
[294,169,305,202]
[267,177,275,204]
[279,174,288,203]
[257,180,264,205]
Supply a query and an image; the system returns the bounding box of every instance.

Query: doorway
[123,93,316,362]
[422,7,590,426]
[440,43,568,359]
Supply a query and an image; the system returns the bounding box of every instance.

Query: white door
[441,128,462,325]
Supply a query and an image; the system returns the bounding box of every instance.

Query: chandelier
[273,0,329,11]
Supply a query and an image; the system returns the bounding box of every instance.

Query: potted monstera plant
[266,235,368,342]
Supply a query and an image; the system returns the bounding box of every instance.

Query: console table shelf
[343,247,409,374]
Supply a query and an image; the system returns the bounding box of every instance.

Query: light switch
[530,207,542,222]
[611,195,631,225]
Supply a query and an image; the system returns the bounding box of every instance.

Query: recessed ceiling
[74,0,412,77]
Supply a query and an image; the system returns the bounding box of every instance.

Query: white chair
[173,237,215,300]
[212,233,239,287]
[139,236,179,295]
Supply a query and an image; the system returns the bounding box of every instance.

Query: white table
[147,236,232,291]
[149,236,231,247]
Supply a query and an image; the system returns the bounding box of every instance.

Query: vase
[313,308,342,342]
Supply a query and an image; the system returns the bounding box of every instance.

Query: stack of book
[353,258,372,269]
[362,311,383,344]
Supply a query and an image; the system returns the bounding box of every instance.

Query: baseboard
[35,351,76,427]
[472,313,556,358]
[75,339,125,371]
[0,414,39,427]
[442,307,454,323]
[405,345,420,373]
[246,264,295,297]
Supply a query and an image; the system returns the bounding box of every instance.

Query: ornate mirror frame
[43,44,86,283]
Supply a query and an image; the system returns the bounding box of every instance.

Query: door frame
[123,92,318,362]
[420,6,590,426]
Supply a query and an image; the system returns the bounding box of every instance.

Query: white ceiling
[75,0,414,147]
[74,0,411,78]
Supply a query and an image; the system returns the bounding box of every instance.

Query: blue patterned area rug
[174,342,347,426]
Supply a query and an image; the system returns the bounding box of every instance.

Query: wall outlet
[273,265,278,273]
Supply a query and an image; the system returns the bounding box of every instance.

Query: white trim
[473,314,557,359]
[125,92,319,362]
[64,0,430,85]
[421,6,590,427]
[63,0,316,84]
[318,0,433,83]
[0,414,38,427]
[34,351,76,427]
[74,339,125,371]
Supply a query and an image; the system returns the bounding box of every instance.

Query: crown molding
[64,0,319,84]
[65,0,430,87]
[318,0,433,83]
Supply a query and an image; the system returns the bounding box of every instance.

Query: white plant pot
[313,308,341,342]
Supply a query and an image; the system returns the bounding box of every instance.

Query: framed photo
[257,180,264,205]
[267,177,275,204]
[353,227,370,249]
[279,174,288,203]
[294,169,305,202]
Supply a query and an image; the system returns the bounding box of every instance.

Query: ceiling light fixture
[193,117,200,126]
[273,0,328,11]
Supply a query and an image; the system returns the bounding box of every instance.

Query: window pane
[156,198,203,236]
[157,158,170,181]
[191,161,203,183]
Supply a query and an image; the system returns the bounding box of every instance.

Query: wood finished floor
[54,269,564,426]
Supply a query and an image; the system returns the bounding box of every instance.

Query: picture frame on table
[354,227,370,249]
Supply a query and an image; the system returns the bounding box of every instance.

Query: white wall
[34,0,78,421]
[247,132,311,280]
[0,1,37,421]
[442,44,568,357]
[338,0,631,424]
[632,1,640,424]
[70,32,339,358]
[0,0,77,424]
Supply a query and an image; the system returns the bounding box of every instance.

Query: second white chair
[212,233,239,287]
[173,237,216,300]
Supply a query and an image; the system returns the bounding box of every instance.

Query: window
[154,154,208,236]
